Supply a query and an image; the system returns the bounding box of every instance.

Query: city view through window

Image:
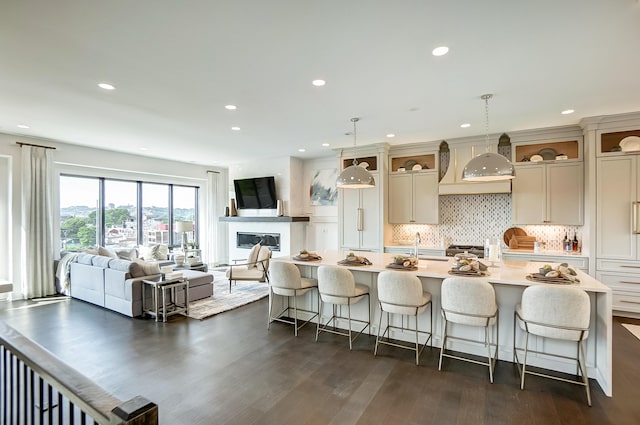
[59,175,198,251]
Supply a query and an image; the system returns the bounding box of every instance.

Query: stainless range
[445,244,485,258]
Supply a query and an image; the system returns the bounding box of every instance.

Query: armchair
[225,245,271,293]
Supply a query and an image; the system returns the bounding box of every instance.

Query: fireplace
[236,232,281,251]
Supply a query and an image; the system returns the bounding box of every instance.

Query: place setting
[292,249,322,261]
[337,252,372,266]
[386,255,418,271]
[448,252,490,277]
[526,263,580,285]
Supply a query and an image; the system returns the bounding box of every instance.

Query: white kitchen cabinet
[596,155,638,261]
[512,161,583,225]
[388,171,438,224]
[594,123,640,316]
[340,184,380,251]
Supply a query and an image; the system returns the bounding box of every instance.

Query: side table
[142,277,190,322]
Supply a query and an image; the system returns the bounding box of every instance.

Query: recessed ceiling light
[432,46,449,56]
[312,79,326,87]
[225,105,237,110]
[139,147,148,151]
[98,83,115,90]
[231,126,241,131]
[17,124,30,129]
[386,133,395,138]
[561,109,575,115]
[298,148,306,152]
[460,123,471,128]
[322,143,330,147]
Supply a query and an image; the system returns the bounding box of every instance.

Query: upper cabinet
[388,147,439,224]
[510,127,584,225]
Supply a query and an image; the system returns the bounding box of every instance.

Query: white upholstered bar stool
[514,285,592,406]
[268,261,319,336]
[374,271,433,365]
[315,265,370,350]
[438,277,499,383]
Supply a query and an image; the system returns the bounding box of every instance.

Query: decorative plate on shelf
[538,148,557,160]
[529,154,543,162]
[412,164,422,171]
[620,136,640,152]
[404,159,417,169]
[358,162,370,169]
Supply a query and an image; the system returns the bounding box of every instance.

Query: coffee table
[142,276,189,322]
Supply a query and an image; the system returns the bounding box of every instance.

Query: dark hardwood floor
[1,297,639,425]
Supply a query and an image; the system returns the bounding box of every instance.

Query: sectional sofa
[69,253,214,317]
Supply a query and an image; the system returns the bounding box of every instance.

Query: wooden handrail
[0,322,157,424]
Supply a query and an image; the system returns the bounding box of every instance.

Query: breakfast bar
[273,250,613,396]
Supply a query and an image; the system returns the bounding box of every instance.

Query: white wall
[0,133,227,298]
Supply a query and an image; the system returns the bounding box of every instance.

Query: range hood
[438,141,511,195]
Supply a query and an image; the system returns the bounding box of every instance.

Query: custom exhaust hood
[438,139,512,195]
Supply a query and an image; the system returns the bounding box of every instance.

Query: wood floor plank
[1,298,640,425]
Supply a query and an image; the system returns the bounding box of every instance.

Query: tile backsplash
[392,194,582,250]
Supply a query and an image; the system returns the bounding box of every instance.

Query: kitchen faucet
[415,232,421,259]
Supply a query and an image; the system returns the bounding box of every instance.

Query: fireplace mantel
[219,216,310,223]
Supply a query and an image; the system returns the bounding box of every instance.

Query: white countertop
[274,250,609,294]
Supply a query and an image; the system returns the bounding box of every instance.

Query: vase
[230,199,237,216]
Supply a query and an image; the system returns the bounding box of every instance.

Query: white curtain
[21,146,55,299]
[206,171,227,267]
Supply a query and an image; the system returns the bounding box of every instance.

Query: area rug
[621,323,640,341]
[187,272,268,320]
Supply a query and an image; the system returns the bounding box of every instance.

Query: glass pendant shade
[336,163,376,188]
[462,152,515,181]
[336,117,375,189]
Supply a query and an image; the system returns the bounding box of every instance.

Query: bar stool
[268,261,318,336]
[315,265,370,350]
[514,285,592,406]
[438,277,499,382]
[374,271,433,365]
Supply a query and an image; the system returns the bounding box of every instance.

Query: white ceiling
[2,1,639,167]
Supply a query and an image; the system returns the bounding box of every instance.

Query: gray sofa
[70,253,214,317]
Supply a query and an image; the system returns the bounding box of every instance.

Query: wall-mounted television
[233,176,277,209]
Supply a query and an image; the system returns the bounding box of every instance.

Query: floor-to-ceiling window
[59,176,99,250]
[59,175,198,250]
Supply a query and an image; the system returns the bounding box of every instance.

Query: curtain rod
[16,141,57,150]
[206,170,220,174]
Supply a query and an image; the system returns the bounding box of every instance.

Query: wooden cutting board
[503,227,526,246]
[514,235,537,249]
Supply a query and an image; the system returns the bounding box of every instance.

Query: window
[104,180,137,249]
[59,176,99,250]
[59,175,198,251]
[142,183,169,247]
[173,185,197,248]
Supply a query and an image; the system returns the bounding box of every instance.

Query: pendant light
[336,118,376,189]
[462,94,515,182]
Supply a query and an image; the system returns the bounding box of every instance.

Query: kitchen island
[272,250,612,396]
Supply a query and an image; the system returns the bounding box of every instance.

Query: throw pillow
[98,246,117,258]
[132,259,161,277]
[138,245,152,260]
[247,243,261,269]
[148,244,169,260]
[114,248,137,261]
